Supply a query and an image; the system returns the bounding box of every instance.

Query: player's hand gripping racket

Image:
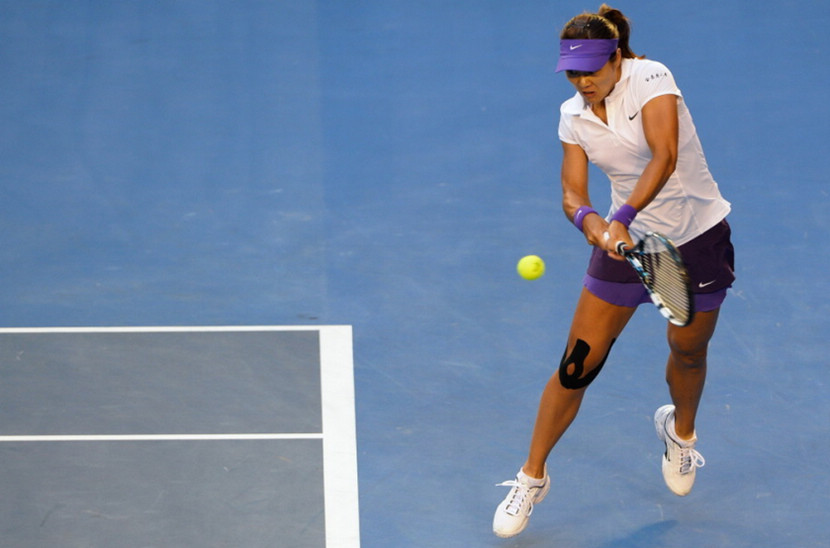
[616,232,695,327]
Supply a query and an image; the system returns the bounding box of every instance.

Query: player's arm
[606,93,679,250]
[628,94,679,208]
[561,141,607,247]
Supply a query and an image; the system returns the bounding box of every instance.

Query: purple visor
[556,39,618,73]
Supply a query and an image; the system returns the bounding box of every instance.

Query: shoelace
[678,446,706,475]
[495,480,537,516]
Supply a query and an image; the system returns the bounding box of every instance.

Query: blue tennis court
[1,1,828,546]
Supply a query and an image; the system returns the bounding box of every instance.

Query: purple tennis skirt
[583,219,735,312]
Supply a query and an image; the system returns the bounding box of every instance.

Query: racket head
[621,232,695,327]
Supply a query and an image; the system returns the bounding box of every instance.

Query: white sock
[518,468,546,485]
[668,415,697,446]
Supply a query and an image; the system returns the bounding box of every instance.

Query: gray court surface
[0,327,358,548]
[0,331,321,435]
[0,439,324,547]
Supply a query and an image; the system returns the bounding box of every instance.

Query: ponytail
[597,4,640,59]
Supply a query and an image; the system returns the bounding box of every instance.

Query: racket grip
[615,241,628,255]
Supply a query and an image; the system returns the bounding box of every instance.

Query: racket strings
[640,244,692,323]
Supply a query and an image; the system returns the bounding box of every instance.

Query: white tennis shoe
[655,404,705,496]
[492,468,550,538]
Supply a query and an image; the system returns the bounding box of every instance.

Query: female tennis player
[493,4,735,538]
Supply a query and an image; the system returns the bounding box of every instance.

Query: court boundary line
[0,433,323,442]
[0,325,361,548]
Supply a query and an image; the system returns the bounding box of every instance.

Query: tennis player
[493,4,735,538]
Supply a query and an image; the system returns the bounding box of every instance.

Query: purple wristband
[573,206,598,233]
[611,204,637,227]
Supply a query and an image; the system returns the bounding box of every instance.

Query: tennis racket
[616,232,694,327]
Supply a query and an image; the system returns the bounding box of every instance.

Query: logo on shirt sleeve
[644,71,669,82]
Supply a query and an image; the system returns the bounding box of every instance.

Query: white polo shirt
[558,58,731,245]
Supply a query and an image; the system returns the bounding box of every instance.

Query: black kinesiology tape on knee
[558,338,616,390]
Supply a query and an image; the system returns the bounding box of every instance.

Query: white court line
[319,326,361,548]
[0,325,361,548]
[0,433,323,442]
[0,325,341,333]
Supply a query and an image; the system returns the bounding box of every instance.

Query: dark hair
[560,4,642,60]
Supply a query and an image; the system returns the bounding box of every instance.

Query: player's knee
[558,338,616,390]
[667,336,708,369]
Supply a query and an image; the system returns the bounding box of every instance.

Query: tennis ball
[517,255,545,280]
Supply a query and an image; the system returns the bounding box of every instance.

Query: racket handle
[615,241,628,255]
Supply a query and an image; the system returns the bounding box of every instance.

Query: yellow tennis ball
[517,255,545,280]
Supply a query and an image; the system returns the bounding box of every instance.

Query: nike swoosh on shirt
[628,112,639,120]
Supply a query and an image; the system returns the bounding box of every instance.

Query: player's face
[566,50,621,105]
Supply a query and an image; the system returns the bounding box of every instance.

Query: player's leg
[665,307,720,438]
[493,287,635,538]
[655,307,720,495]
[522,287,636,478]
[664,217,733,439]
